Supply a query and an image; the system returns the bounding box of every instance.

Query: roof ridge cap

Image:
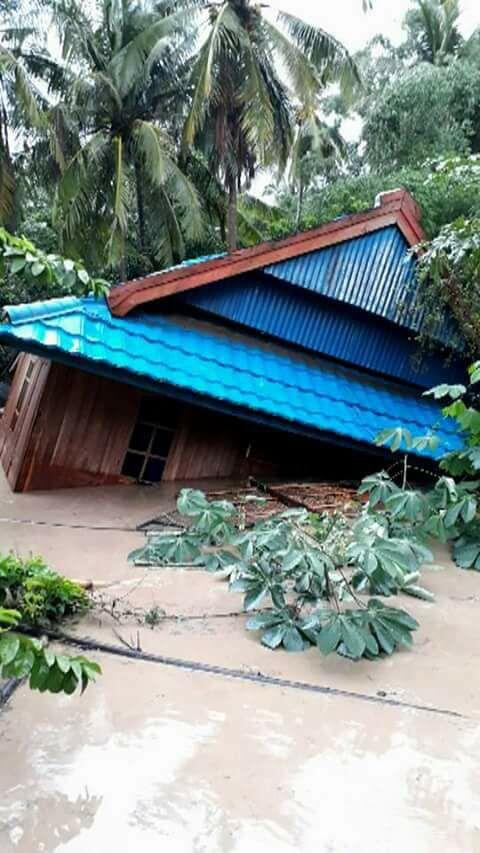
[2,295,101,326]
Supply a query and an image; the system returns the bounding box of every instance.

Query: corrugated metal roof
[181,274,463,388]
[108,189,425,316]
[264,226,425,330]
[0,296,460,459]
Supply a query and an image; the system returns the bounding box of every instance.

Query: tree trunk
[295,179,304,232]
[119,253,126,283]
[135,160,147,254]
[227,181,238,253]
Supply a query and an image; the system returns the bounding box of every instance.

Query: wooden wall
[0,359,142,491]
[0,354,51,490]
[1,355,310,492]
[162,408,246,481]
[18,362,141,491]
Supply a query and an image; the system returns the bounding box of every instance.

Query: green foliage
[0,227,109,305]
[0,553,90,628]
[183,0,357,249]
[130,488,427,662]
[362,59,480,171]
[0,607,100,695]
[274,159,480,242]
[365,365,480,582]
[416,200,480,357]
[309,601,418,660]
[130,365,480,667]
[402,0,462,66]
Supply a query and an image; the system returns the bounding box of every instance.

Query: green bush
[0,554,90,628]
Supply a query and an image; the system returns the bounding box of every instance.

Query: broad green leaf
[282,626,306,652]
[244,585,268,611]
[317,618,342,655]
[0,634,20,665]
[56,655,71,674]
[403,585,435,602]
[340,617,366,659]
[425,383,466,400]
[375,427,412,452]
[371,621,395,655]
[261,624,286,649]
[10,257,26,274]
[246,612,279,631]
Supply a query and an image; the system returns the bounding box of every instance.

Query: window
[10,358,35,432]
[121,397,180,483]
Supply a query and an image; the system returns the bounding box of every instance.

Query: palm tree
[50,0,203,278]
[0,39,44,228]
[403,0,462,65]
[288,105,346,230]
[183,0,358,251]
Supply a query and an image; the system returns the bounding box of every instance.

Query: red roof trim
[108,189,425,317]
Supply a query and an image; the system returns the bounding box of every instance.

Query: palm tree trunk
[227,180,238,253]
[295,179,304,232]
[119,253,126,282]
[135,160,147,253]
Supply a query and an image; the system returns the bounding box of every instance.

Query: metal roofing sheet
[181,275,463,388]
[264,226,423,330]
[0,296,461,459]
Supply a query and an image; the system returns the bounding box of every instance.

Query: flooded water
[1,655,479,853]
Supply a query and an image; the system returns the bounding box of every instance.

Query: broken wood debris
[136,480,364,533]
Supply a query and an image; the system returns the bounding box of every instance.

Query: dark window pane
[122,452,144,479]
[151,429,174,458]
[16,380,29,414]
[142,457,165,483]
[25,359,35,380]
[130,423,153,453]
[139,396,180,428]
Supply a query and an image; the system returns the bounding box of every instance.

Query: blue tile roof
[0,296,461,459]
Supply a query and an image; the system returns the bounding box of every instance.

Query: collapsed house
[0,189,463,492]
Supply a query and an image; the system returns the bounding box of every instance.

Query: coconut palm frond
[91,70,122,112]
[132,119,171,187]
[150,185,186,267]
[239,46,276,161]
[410,0,461,63]
[108,10,191,96]
[166,159,204,244]
[237,195,285,245]
[263,19,320,106]
[52,0,105,68]
[275,11,360,96]
[184,3,244,144]
[0,45,44,128]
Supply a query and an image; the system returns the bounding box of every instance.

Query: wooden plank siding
[0,354,51,490]
[162,408,246,481]
[13,362,141,491]
[1,358,314,491]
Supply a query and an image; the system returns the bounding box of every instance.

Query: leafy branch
[0,554,101,696]
[130,488,423,662]
[0,227,109,304]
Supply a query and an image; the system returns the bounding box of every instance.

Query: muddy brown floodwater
[2,655,480,853]
[1,472,480,851]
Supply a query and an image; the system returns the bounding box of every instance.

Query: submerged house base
[0,354,389,492]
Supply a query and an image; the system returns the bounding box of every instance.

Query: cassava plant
[130,489,425,661]
[130,363,480,663]
[375,361,480,571]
